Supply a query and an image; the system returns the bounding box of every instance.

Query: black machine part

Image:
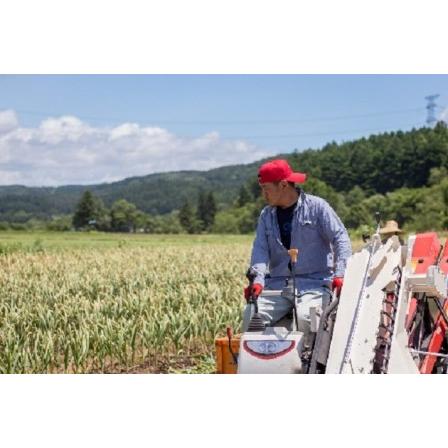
[308,290,340,374]
[226,327,238,365]
[287,249,300,332]
[246,268,266,332]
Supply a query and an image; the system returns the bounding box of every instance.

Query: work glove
[244,283,263,301]
[332,277,344,295]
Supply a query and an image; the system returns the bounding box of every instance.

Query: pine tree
[248,178,261,199]
[237,185,251,207]
[72,191,97,229]
[196,190,208,231]
[72,191,110,231]
[179,200,197,234]
[197,191,217,231]
[204,192,217,230]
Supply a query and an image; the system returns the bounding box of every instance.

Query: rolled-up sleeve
[250,209,271,287]
[318,200,352,277]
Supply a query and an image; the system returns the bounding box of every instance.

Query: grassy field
[0,230,446,373]
[0,231,253,251]
[0,232,253,373]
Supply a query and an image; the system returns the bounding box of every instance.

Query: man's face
[259,181,286,206]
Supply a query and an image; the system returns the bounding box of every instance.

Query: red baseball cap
[258,159,307,184]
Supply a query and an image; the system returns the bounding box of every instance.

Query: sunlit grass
[0,234,249,373]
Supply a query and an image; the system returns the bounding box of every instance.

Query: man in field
[243,159,352,339]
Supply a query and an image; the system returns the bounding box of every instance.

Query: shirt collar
[270,189,304,215]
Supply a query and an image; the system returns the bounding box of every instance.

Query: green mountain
[0,163,264,222]
[1,122,447,224]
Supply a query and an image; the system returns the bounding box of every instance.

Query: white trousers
[242,287,331,334]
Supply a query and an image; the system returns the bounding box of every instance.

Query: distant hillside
[0,122,447,223]
[0,163,266,222]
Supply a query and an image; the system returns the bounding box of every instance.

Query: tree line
[69,190,218,234]
[291,122,448,194]
[1,123,447,234]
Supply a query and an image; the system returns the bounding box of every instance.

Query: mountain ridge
[1,123,448,223]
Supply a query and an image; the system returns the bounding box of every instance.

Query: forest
[1,122,447,235]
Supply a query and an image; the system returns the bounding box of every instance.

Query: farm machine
[216,228,448,374]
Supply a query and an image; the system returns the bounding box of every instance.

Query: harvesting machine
[216,229,448,374]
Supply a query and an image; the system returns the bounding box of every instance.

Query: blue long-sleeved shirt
[250,191,352,290]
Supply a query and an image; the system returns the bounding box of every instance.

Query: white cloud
[0,110,273,186]
[38,115,93,144]
[0,110,18,134]
[109,123,141,141]
[441,108,448,124]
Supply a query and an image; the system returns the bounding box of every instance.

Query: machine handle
[288,248,299,264]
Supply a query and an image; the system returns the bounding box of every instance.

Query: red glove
[332,277,344,295]
[244,283,263,301]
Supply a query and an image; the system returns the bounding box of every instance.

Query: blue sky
[0,75,447,186]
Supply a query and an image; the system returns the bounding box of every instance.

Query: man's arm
[250,208,271,287]
[318,200,352,277]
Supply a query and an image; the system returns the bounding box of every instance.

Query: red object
[258,159,307,184]
[419,300,448,374]
[419,241,448,373]
[244,283,263,301]
[332,277,344,294]
[410,232,441,274]
[404,234,448,373]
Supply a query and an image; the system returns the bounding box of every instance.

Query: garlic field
[0,233,251,373]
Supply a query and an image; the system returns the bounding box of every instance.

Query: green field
[0,231,253,373]
[0,231,254,251]
[0,230,445,374]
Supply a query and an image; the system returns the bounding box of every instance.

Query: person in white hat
[379,220,404,245]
